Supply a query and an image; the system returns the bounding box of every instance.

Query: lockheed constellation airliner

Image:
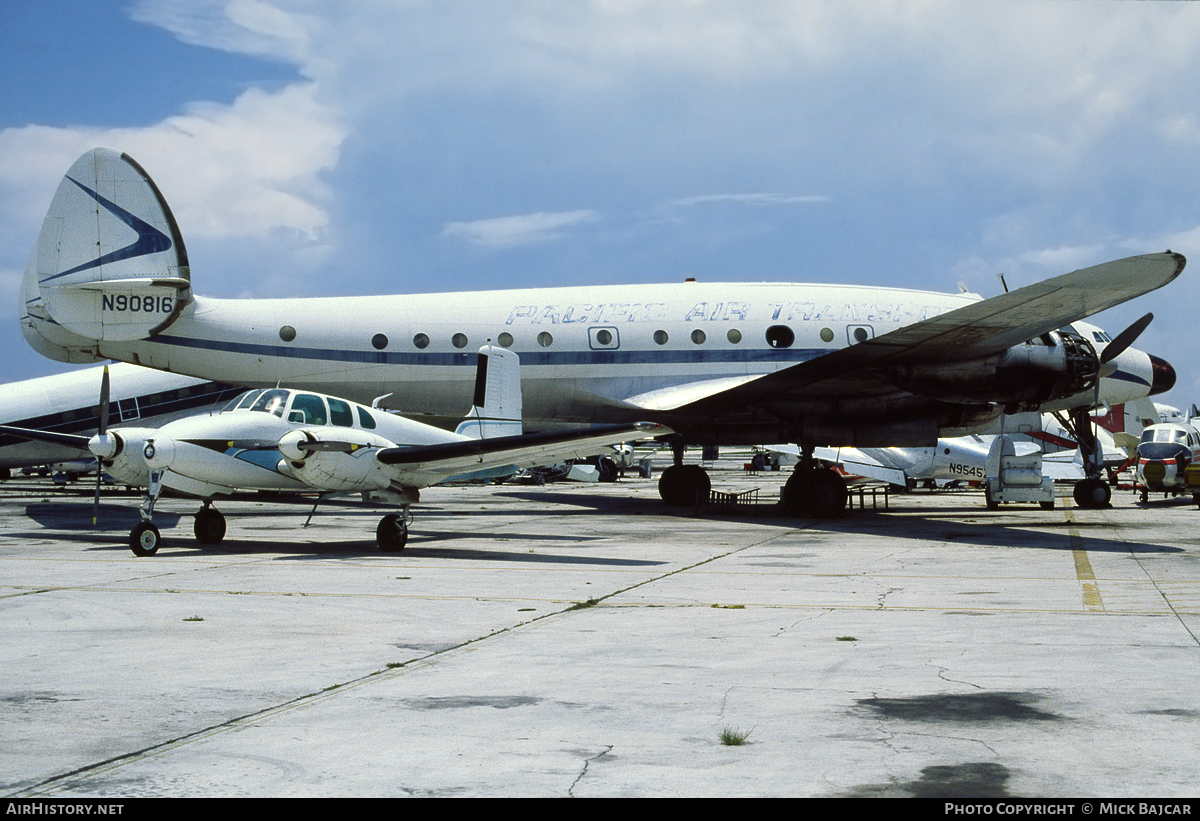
[18,148,1183,515]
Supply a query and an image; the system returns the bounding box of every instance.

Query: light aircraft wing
[375,422,670,482]
[666,252,1185,416]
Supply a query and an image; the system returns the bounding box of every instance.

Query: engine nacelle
[279,428,398,492]
[88,427,155,486]
[886,330,1099,412]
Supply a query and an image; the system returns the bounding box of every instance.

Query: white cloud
[442,210,601,248]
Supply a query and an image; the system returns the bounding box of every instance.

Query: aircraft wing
[671,252,1185,416]
[376,422,670,482]
[0,425,89,449]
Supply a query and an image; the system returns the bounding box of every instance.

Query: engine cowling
[279,428,398,492]
[886,330,1099,412]
[88,427,155,486]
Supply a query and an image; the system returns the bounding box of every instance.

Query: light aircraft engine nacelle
[88,427,155,486]
[886,330,1099,412]
[279,428,398,492]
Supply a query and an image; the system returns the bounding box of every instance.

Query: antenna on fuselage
[997,273,1009,293]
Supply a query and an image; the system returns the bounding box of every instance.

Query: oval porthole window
[497,332,514,347]
[452,332,468,349]
[766,325,794,348]
[279,325,296,342]
[371,333,388,350]
[727,328,742,344]
[820,327,834,343]
[653,330,669,345]
[595,329,613,346]
[691,329,706,344]
[537,331,554,348]
[413,333,430,349]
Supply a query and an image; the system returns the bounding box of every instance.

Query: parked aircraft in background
[0,347,666,556]
[0,361,239,477]
[18,149,1183,516]
[1135,409,1200,503]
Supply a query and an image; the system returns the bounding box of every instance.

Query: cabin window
[691,329,706,344]
[289,393,328,426]
[452,333,469,349]
[727,329,742,344]
[653,330,669,345]
[413,333,430,349]
[537,331,554,347]
[279,325,296,342]
[372,334,388,350]
[820,327,834,343]
[766,325,795,348]
[328,397,354,427]
[497,332,514,347]
[357,406,377,430]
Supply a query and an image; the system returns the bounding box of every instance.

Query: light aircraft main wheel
[658,464,710,506]
[130,522,161,557]
[1073,477,1111,509]
[377,514,409,552]
[194,508,227,544]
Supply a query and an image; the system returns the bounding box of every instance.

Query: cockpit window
[222,389,264,413]
[357,406,377,430]
[1093,330,1113,343]
[251,389,289,417]
[288,393,328,425]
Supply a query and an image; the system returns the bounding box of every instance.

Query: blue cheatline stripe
[150,334,827,368]
[40,178,172,283]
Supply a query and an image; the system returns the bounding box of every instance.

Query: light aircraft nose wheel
[193,507,227,544]
[1073,477,1112,509]
[377,513,409,552]
[130,522,161,557]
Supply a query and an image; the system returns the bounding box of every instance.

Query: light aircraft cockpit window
[289,393,328,426]
[357,406,377,429]
[372,334,388,350]
[537,331,554,347]
[328,398,354,427]
[413,333,430,349]
[653,330,668,345]
[222,389,264,413]
[691,329,706,344]
[727,329,742,344]
[250,389,289,417]
[1093,330,1112,343]
[452,333,468,349]
[766,325,795,348]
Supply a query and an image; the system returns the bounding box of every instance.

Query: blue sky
[3,0,1200,410]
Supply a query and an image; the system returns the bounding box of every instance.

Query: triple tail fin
[455,345,522,440]
[21,148,191,362]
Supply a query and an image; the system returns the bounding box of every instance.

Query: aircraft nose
[1149,354,1177,396]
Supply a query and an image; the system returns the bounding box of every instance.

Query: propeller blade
[93,366,110,528]
[1100,312,1153,364]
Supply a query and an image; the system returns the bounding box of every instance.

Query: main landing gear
[376,510,411,552]
[1054,406,1112,510]
[657,443,848,518]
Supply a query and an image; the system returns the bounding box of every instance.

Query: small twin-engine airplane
[0,347,667,556]
[1134,412,1200,503]
[18,149,1185,516]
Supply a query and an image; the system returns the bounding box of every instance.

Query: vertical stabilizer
[455,345,522,440]
[21,148,191,361]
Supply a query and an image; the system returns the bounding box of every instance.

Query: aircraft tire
[1073,478,1111,509]
[377,514,409,552]
[784,467,847,518]
[658,464,710,506]
[130,522,161,557]
[194,508,227,545]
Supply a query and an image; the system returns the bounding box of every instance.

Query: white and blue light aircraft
[18,149,1184,515]
[1,346,667,555]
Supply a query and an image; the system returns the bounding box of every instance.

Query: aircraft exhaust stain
[857,692,1061,722]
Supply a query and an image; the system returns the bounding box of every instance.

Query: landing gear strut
[1056,406,1112,509]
